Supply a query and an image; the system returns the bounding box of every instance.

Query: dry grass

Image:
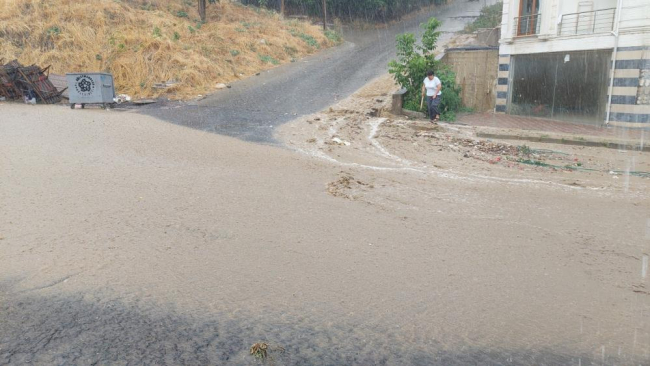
[0,0,335,99]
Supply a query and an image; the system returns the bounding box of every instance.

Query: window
[515,0,541,36]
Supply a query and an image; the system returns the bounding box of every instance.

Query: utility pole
[322,0,327,31]
[280,0,285,16]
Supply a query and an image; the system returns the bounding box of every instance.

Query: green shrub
[290,29,319,48]
[46,26,61,36]
[464,2,503,33]
[176,10,189,18]
[259,54,280,65]
[324,29,342,44]
[388,17,462,121]
[230,49,240,57]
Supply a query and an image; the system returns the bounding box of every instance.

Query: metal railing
[513,13,541,37]
[558,8,616,36]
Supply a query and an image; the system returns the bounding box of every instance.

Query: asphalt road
[142,0,491,143]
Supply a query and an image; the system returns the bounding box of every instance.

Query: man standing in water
[422,70,442,123]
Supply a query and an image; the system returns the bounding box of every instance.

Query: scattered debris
[330,137,351,146]
[152,80,179,89]
[327,172,372,200]
[114,94,131,104]
[215,83,228,90]
[367,107,381,117]
[0,59,66,104]
[132,99,157,105]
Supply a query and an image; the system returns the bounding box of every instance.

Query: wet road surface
[141,1,488,143]
[1,289,605,366]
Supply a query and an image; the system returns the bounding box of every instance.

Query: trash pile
[0,59,66,104]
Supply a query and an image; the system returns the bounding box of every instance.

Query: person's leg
[427,97,435,121]
[431,97,441,121]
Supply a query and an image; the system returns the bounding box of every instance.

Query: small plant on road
[250,342,285,365]
[388,17,462,121]
[517,145,532,156]
[250,342,268,359]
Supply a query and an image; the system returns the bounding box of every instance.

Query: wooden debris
[0,59,66,104]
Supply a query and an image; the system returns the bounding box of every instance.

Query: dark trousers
[427,96,441,120]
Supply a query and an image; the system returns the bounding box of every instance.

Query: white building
[496,0,650,127]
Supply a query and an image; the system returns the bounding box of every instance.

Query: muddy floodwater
[2,100,650,365]
[1,289,607,365]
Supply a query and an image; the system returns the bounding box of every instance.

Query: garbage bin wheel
[70,103,75,110]
[81,104,85,109]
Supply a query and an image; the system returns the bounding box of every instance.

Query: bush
[324,29,342,44]
[259,54,280,65]
[388,17,462,121]
[464,2,503,33]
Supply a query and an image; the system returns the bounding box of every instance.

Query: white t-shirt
[424,76,442,97]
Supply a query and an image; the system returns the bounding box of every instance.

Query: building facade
[497,0,650,127]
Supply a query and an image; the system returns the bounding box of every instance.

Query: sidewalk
[456,112,649,150]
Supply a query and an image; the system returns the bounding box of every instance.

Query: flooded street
[2,101,649,365]
[2,0,650,364]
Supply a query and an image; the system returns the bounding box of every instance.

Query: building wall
[496,54,510,113]
[497,0,650,126]
[441,49,499,112]
[559,0,618,14]
[609,47,650,126]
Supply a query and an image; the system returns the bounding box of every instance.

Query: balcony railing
[558,8,616,36]
[513,13,541,37]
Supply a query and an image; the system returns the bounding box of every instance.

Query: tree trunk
[280,0,285,16]
[198,0,207,23]
[322,0,327,31]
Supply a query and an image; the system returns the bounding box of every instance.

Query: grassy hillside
[0,0,336,99]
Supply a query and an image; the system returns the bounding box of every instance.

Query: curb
[475,132,650,152]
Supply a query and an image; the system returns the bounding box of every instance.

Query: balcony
[558,8,616,36]
[513,13,541,37]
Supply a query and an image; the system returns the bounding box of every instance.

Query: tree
[198,0,207,23]
[322,0,327,31]
[198,0,219,23]
[388,18,462,121]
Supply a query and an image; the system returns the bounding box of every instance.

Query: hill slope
[0,0,335,99]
